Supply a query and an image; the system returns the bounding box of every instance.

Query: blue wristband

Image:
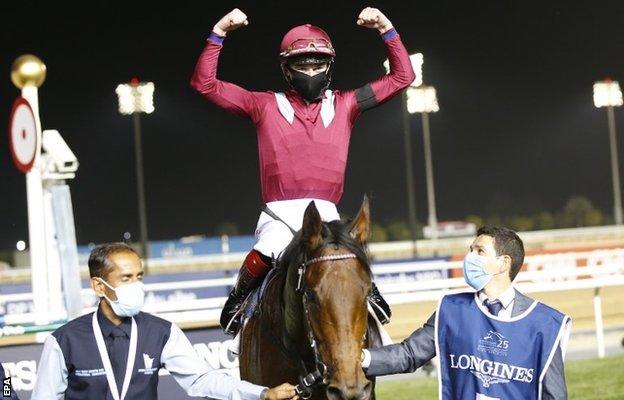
[208,32,225,44]
[381,28,397,42]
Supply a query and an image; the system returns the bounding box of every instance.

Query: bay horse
[239,197,381,400]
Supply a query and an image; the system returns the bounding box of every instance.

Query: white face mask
[98,278,145,317]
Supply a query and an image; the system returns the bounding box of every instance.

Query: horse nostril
[326,385,345,400]
[326,383,372,400]
[360,381,372,400]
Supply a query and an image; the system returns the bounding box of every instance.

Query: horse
[239,196,381,400]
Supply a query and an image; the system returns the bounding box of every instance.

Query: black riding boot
[368,282,392,324]
[220,251,272,334]
[220,267,262,335]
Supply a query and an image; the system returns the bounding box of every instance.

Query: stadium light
[409,85,439,239]
[115,78,154,266]
[593,79,623,225]
[116,80,155,114]
[385,54,440,241]
[593,80,623,108]
[384,53,422,252]
[406,85,439,114]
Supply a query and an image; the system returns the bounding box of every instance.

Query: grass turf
[374,355,624,399]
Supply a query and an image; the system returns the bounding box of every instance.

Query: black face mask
[287,68,331,102]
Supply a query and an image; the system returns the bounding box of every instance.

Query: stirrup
[369,282,392,324]
[223,309,243,335]
[220,290,248,335]
[368,299,391,325]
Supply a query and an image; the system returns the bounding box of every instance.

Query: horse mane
[278,219,371,274]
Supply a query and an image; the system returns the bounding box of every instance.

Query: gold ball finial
[11,54,47,89]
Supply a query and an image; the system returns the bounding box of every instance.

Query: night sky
[2,1,624,249]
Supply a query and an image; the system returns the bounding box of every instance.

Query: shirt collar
[477,285,516,309]
[97,303,132,338]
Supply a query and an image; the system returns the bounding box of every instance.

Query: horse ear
[349,195,370,243]
[302,201,323,250]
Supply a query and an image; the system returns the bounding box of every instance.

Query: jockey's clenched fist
[213,8,248,36]
[356,7,393,34]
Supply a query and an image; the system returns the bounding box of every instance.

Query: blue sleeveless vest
[436,292,569,400]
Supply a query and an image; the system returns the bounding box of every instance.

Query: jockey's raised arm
[349,7,416,117]
[190,8,264,121]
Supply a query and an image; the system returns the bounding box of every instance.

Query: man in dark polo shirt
[31,243,296,400]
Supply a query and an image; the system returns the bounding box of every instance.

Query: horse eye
[305,290,319,304]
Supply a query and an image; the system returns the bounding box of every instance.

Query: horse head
[291,196,373,400]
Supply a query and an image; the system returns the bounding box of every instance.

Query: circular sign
[8,97,38,173]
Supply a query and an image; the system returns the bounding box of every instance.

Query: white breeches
[253,198,340,257]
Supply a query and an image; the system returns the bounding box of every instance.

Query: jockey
[191,7,416,335]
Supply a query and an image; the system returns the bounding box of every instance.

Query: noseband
[296,253,358,292]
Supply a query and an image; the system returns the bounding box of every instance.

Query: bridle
[261,252,360,399]
[257,206,365,398]
[296,253,358,292]
[294,252,363,398]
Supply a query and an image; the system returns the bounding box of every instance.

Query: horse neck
[282,258,305,342]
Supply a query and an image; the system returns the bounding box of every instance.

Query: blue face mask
[463,252,494,291]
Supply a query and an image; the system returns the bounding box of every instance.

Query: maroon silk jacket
[191,29,415,204]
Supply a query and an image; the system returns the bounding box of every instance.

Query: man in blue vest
[361,226,572,400]
[31,243,296,400]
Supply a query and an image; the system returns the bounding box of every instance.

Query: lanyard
[92,312,138,400]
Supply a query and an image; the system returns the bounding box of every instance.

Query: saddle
[241,266,280,322]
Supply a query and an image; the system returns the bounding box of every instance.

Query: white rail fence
[2,249,623,357]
